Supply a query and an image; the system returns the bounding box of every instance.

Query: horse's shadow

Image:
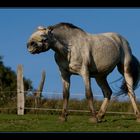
[104,115,135,123]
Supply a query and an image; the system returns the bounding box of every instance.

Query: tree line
[0,55,33,106]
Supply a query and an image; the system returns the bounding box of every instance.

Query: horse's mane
[48,22,85,33]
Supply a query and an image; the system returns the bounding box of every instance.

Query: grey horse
[27,22,140,122]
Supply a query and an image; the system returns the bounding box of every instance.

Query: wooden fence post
[34,70,46,108]
[17,64,24,115]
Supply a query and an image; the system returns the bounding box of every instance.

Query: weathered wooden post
[17,64,24,115]
[34,70,46,107]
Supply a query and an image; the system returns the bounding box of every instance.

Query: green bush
[0,94,140,115]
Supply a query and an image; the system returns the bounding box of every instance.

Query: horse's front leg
[82,72,98,123]
[59,73,70,122]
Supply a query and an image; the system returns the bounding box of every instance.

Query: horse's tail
[118,54,140,96]
[115,34,140,96]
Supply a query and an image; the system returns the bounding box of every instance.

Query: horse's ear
[47,26,53,31]
[48,29,53,38]
[37,26,47,31]
[47,26,54,38]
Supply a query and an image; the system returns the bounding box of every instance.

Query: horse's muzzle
[27,42,36,54]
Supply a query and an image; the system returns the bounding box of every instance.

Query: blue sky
[0,8,140,100]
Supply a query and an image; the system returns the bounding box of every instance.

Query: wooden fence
[15,64,140,116]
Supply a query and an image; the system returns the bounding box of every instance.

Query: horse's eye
[42,38,48,42]
[30,41,36,46]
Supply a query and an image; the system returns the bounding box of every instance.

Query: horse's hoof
[59,116,67,122]
[89,117,98,123]
[97,113,104,119]
[97,118,102,123]
[136,117,140,122]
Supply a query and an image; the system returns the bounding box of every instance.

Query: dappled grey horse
[27,22,140,122]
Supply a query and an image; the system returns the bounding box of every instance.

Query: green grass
[0,114,140,132]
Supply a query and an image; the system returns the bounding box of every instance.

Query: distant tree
[0,56,3,65]
[0,55,33,106]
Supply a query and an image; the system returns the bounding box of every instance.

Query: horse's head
[27,26,53,54]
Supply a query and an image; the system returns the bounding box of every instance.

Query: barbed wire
[0,90,140,99]
[0,90,139,115]
[0,107,135,115]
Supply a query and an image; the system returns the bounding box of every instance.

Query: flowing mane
[48,22,85,33]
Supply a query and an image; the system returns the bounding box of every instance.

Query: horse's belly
[90,43,120,74]
[89,58,118,77]
[89,52,120,76]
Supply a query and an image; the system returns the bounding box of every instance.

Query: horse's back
[68,32,125,76]
[87,32,123,75]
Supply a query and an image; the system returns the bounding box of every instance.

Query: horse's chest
[69,63,81,74]
[58,62,81,74]
[55,53,82,74]
[57,60,69,70]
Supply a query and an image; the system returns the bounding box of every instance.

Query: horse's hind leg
[123,71,140,122]
[95,77,112,122]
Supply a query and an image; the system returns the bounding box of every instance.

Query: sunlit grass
[0,114,139,132]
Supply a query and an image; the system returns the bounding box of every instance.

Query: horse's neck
[51,39,70,60]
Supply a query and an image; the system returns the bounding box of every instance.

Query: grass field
[0,114,140,132]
